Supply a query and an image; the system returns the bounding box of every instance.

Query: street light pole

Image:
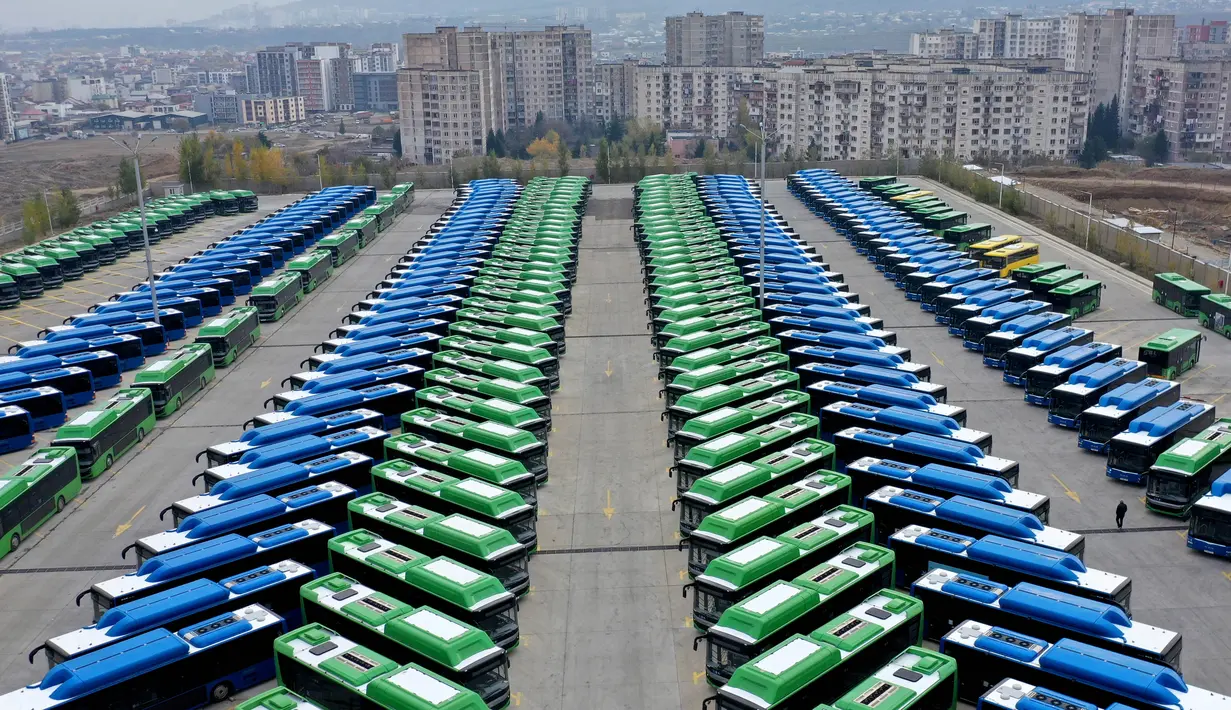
[108,134,160,325]
[993,162,1005,209]
[739,121,780,309]
[1078,190,1093,252]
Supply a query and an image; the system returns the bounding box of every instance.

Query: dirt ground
[1019,164,1231,246]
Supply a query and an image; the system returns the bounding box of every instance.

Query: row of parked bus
[0,190,257,306]
[793,172,1231,524]
[0,177,589,710]
[630,170,1227,710]
[0,185,388,569]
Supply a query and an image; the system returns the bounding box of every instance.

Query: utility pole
[993,162,1005,209]
[43,190,54,235]
[1079,191,1093,251]
[108,134,160,324]
[740,121,781,309]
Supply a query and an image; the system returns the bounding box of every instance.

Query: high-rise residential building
[296,59,335,112]
[491,26,594,126]
[1064,9,1175,120]
[665,11,764,67]
[0,74,14,143]
[354,43,400,73]
[968,14,1063,60]
[594,60,638,122]
[1185,21,1229,44]
[1129,57,1231,160]
[193,91,243,124]
[240,95,306,125]
[245,63,260,94]
[353,72,399,112]
[627,59,1089,162]
[256,42,354,109]
[909,29,979,59]
[255,47,300,97]
[399,27,507,165]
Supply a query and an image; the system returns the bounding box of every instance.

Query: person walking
[1115,500,1128,529]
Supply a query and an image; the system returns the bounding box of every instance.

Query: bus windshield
[1148,470,1196,506]
[1192,507,1231,546]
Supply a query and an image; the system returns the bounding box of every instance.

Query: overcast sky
[3,0,253,31]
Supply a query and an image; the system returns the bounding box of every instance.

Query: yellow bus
[982,242,1041,277]
[966,234,1023,261]
[889,190,934,202]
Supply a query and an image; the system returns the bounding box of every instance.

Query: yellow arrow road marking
[604,360,614,377]
[260,378,272,388]
[603,490,615,519]
[930,351,944,366]
[113,505,146,538]
[693,671,705,684]
[1050,474,1080,504]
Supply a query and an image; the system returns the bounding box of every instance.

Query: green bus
[231,189,259,212]
[686,505,875,632]
[1147,419,1231,516]
[664,353,792,411]
[940,223,993,252]
[415,386,549,448]
[0,447,81,556]
[287,250,334,293]
[1047,278,1103,318]
[317,231,361,266]
[384,432,538,507]
[1027,268,1084,298]
[1153,272,1210,316]
[274,625,489,710]
[672,389,812,463]
[812,647,959,710]
[448,321,560,361]
[131,343,216,418]
[1138,327,1203,379]
[674,414,819,495]
[0,274,20,308]
[347,493,530,597]
[431,351,551,395]
[859,177,898,189]
[712,589,925,710]
[363,204,393,233]
[343,217,377,245]
[1010,261,1067,287]
[1198,293,1231,338]
[423,368,551,424]
[51,388,155,479]
[235,688,327,710]
[371,459,537,551]
[299,574,510,708]
[699,542,896,686]
[248,271,304,322]
[437,336,558,391]
[400,407,546,483]
[662,335,782,379]
[920,211,969,234]
[327,530,520,650]
[0,262,43,299]
[194,306,261,367]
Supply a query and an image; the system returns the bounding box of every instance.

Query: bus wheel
[56,497,65,513]
[137,428,144,442]
[210,682,233,702]
[10,533,19,550]
[105,454,113,471]
[201,377,208,390]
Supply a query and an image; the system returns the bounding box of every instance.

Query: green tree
[352,158,369,186]
[596,139,611,183]
[391,130,402,158]
[379,162,398,189]
[257,130,272,148]
[664,149,676,175]
[483,151,502,178]
[338,119,346,135]
[1079,136,1108,169]
[21,196,51,244]
[1151,131,1171,164]
[605,116,625,144]
[51,188,81,229]
[178,133,208,188]
[117,157,138,196]
[370,126,385,142]
[556,137,570,177]
[694,138,707,159]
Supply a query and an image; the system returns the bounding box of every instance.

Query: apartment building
[627,60,1089,162]
[296,59,335,112]
[665,12,764,67]
[1185,21,1229,44]
[0,74,14,142]
[910,29,979,60]
[1130,58,1231,160]
[255,42,354,110]
[399,27,507,165]
[1064,9,1175,119]
[491,26,594,125]
[255,47,299,97]
[353,72,399,112]
[240,95,306,125]
[193,91,243,124]
[595,60,638,122]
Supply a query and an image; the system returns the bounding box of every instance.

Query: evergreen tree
[391,130,402,158]
[1152,131,1171,164]
[483,151,502,178]
[117,157,138,196]
[1079,136,1108,169]
[494,130,507,158]
[556,137,570,177]
[694,138,707,159]
[52,187,81,229]
[596,139,611,183]
[338,119,346,135]
[257,131,272,148]
[605,116,625,144]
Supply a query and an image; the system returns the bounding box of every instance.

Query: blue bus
[16,334,145,372]
[807,381,966,426]
[845,458,1048,521]
[307,347,434,375]
[1077,379,1182,454]
[263,384,418,430]
[196,428,387,490]
[168,452,373,526]
[981,312,1075,367]
[932,278,1013,320]
[980,681,1143,710]
[81,520,335,621]
[865,489,1084,558]
[787,345,928,379]
[833,427,1018,482]
[0,606,285,709]
[797,362,946,402]
[198,409,383,467]
[1003,328,1095,386]
[0,387,66,431]
[918,268,998,310]
[959,300,1053,351]
[912,570,1181,669]
[42,322,167,358]
[302,333,443,368]
[819,401,990,452]
[282,364,425,395]
[768,315,898,346]
[1187,470,1231,557]
[899,258,979,296]
[0,367,94,409]
[943,288,1031,331]
[0,405,33,453]
[1024,343,1123,406]
[940,623,1228,709]
[1048,359,1148,429]
[32,560,314,667]
[322,318,452,351]
[127,483,356,565]
[1107,401,1217,484]
[776,328,910,361]
[888,527,1131,614]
